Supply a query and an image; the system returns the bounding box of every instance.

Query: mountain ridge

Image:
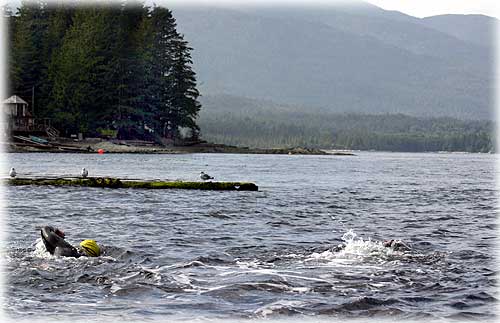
[421,14,496,48]
[172,4,494,120]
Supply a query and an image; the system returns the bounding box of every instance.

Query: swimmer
[40,225,101,258]
[382,239,411,251]
[330,239,411,252]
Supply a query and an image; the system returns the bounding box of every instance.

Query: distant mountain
[421,14,496,48]
[171,3,495,120]
[237,5,489,67]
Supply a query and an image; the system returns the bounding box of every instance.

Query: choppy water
[3,152,498,322]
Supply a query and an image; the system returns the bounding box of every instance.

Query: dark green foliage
[9,0,49,110]
[49,5,121,134]
[198,96,495,153]
[7,0,201,140]
[141,7,201,140]
[167,33,201,139]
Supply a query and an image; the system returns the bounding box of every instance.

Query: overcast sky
[2,0,499,19]
[160,0,500,19]
[365,0,499,18]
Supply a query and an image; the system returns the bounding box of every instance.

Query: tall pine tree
[148,6,201,141]
[10,0,49,114]
[169,36,201,139]
[8,1,202,142]
[49,4,121,134]
[113,1,151,139]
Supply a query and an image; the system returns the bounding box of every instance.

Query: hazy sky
[161,0,500,19]
[365,0,500,18]
[2,0,499,19]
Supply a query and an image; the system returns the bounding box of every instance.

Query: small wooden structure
[3,95,33,132]
[2,95,59,137]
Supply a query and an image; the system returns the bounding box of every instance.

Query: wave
[254,300,307,317]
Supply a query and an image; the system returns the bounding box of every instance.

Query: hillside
[172,3,495,120]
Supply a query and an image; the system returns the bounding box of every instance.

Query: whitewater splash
[339,229,388,254]
[33,238,54,258]
[306,229,400,263]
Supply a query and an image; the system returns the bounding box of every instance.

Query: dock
[7,177,259,191]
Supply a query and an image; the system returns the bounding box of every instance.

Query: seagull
[200,171,214,181]
[81,168,88,178]
[9,167,16,178]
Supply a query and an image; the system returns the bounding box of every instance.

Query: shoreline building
[2,95,59,138]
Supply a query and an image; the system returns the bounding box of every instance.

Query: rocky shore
[5,138,355,156]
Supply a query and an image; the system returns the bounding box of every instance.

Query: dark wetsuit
[41,226,82,258]
[383,239,411,251]
[328,240,411,253]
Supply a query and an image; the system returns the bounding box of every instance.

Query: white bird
[81,168,88,178]
[200,171,214,181]
[9,167,16,178]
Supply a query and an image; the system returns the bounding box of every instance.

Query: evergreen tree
[10,0,49,112]
[148,7,201,141]
[7,2,202,141]
[169,36,201,139]
[129,9,160,138]
[114,1,151,139]
[38,1,74,117]
[49,4,121,134]
[147,7,178,139]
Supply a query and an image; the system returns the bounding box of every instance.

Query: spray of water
[32,239,53,258]
[307,228,393,263]
[339,229,387,255]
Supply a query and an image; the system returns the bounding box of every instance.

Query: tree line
[199,110,495,153]
[6,0,201,141]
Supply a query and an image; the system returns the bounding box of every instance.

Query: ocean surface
[2,152,498,322]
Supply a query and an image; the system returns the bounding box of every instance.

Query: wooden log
[6,177,258,191]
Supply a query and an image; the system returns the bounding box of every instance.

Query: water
[3,152,498,322]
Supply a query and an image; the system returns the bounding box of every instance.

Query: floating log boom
[7,177,258,191]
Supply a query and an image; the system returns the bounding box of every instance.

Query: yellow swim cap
[79,239,100,257]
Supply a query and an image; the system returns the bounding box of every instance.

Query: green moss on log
[7,177,258,191]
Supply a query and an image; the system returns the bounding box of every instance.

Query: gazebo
[2,95,59,137]
[3,95,29,118]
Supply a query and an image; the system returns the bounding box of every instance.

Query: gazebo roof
[3,95,28,105]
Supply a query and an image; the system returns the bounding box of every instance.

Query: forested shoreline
[5,1,495,153]
[199,109,495,153]
[7,0,201,141]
